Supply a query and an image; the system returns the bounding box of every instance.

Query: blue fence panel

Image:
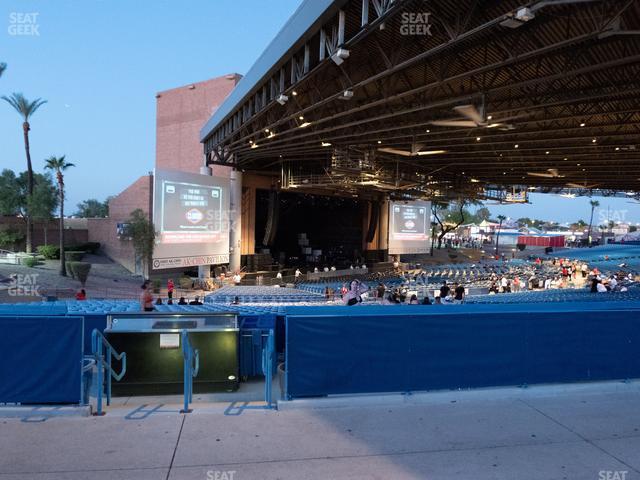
[0,315,84,404]
[239,314,277,378]
[285,304,640,398]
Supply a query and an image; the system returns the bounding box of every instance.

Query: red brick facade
[156,74,241,176]
[88,175,152,274]
[87,74,241,273]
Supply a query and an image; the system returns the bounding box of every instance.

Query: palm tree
[495,215,506,255]
[0,63,6,78]
[587,199,600,246]
[45,156,75,276]
[2,93,47,253]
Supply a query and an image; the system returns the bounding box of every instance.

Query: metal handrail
[92,329,127,416]
[181,329,199,413]
[261,330,275,409]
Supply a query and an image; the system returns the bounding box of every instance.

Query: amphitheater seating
[206,286,325,304]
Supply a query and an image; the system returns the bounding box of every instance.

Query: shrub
[64,251,85,261]
[68,242,100,254]
[66,261,76,279]
[37,244,60,259]
[72,262,92,286]
[179,275,193,289]
[23,256,39,268]
[0,229,25,250]
[152,279,161,293]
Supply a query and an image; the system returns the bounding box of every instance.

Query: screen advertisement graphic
[388,201,431,254]
[153,169,230,270]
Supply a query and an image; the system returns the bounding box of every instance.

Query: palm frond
[1,92,47,121]
[0,63,6,78]
[44,155,74,171]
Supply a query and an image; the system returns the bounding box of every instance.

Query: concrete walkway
[2,382,640,479]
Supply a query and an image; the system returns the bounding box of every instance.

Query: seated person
[75,289,86,301]
[155,297,163,305]
[189,296,203,305]
[177,296,187,305]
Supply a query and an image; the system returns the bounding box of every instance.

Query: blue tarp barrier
[285,303,640,398]
[0,304,67,316]
[0,316,84,404]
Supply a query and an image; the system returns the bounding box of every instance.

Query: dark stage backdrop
[255,190,365,266]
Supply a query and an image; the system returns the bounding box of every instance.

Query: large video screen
[152,169,230,270]
[388,200,431,254]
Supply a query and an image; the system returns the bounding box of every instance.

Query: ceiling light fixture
[416,150,447,156]
[299,121,312,128]
[330,47,350,66]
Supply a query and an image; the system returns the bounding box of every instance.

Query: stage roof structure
[201,0,640,200]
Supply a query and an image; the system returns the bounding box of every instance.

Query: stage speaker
[365,201,380,243]
[263,190,280,246]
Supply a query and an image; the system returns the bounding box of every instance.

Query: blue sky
[1,0,638,224]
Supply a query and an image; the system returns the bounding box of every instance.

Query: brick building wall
[86,74,242,274]
[88,175,152,273]
[155,74,241,176]
[0,216,88,250]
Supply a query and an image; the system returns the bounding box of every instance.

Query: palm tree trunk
[23,122,34,253]
[59,182,66,276]
[495,221,503,255]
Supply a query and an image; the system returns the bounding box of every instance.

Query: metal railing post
[91,329,126,416]
[95,348,104,416]
[106,346,112,406]
[262,330,275,409]
[181,329,199,413]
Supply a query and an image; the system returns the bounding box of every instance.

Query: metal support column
[229,168,243,273]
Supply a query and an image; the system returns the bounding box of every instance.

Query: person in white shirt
[276,271,283,281]
[314,267,319,273]
[330,266,336,271]
[596,281,608,293]
[608,276,618,289]
[295,268,301,278]
[233,273,241,285]
[323,267,329,272]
